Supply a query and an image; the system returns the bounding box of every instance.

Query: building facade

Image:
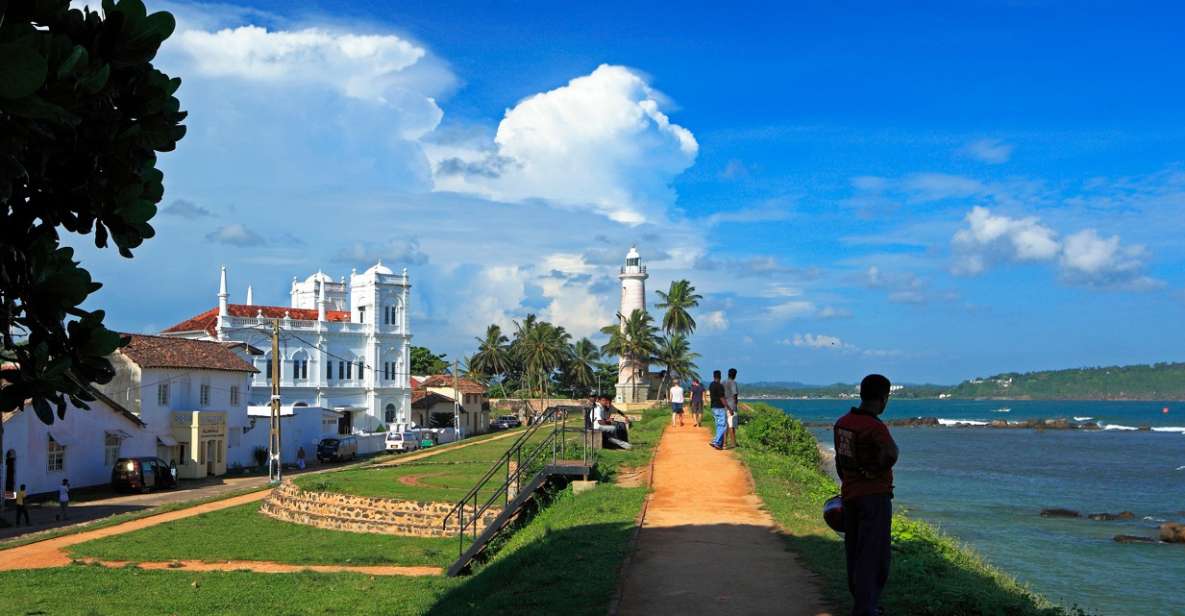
[161,263,413,434]
[616,246,651,404]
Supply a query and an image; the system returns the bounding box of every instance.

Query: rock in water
[1041,508,1081,518]
[1159,523,1185,543]
[1088,511,1136,521]
[1114,534,1157,544]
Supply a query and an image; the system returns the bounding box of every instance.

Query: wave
[937,418,989,426]
[1102,424,1138,431]
[1073,416,1093,421]
[992,408,1011,413]
[1151,427,1185,433]
[1176,466,1185,472]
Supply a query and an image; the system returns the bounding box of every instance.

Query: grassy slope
[67,502,455,566]
[739,402,1091,616]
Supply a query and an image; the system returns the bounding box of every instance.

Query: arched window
[291,350,309,381]
[385,403,397,424]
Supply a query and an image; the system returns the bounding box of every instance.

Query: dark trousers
[14,504,30,525]
[843,493,892,616]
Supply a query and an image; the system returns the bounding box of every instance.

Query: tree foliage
[409,346,448,375]
[655,279,701,336]
[0,0,186,422]
[600,309,660,389]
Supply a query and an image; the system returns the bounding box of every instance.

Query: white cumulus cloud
[787,333,848,349]
[702,310,729,332]
[959,138,1014,164]
[428,64,698,225]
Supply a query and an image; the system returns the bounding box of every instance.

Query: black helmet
[823,495,844,533]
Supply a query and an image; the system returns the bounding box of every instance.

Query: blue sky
[71,0,1185,384]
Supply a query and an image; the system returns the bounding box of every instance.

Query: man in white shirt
[56,479,70,521]
[670,382,685,427]
[590,395,632,450]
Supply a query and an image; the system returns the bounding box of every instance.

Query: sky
[68,0,1185,384]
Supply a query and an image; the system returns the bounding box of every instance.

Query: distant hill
[947,362,1185,400]
[742,382,948,399]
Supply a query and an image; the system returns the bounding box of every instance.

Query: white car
[385,432,421,452]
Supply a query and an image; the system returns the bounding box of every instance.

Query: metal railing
[441,405,597,560]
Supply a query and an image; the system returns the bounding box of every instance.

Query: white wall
[234,406,339,467]
[3,401,155,496]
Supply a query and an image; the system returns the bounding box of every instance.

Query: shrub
[740,404,820,468]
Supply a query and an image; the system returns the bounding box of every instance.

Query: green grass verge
[592,406,668,482]
[0,485,647,616]
[739,402,1092,616]
[66,502,455,567]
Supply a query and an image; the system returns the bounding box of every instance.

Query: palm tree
[564,338,601,397]
[655,332,700,393]
[655,280,702,336]
[469,324,511,385]
[600,309,660,396]
[514,317,572,398]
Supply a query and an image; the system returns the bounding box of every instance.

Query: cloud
[702,310,729,331]
[719,159,751,180]
[695,255,820,279]
[766,301,847,321]
[785,333,848,349]
[428,64,698,225]
[206,224,265,247]
[333,239,429,267]
[705,198,795,226]
[951,206,1059,275]
[161,199,214,219]
[958,138,1014,164]
[903,173,987,202]
[951,206,1158,289]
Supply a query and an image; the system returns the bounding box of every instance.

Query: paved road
[616,423,833,616]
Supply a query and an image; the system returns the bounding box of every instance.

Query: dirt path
[74,558,441,576]
[0,429,519,573]
[615,424,832,616]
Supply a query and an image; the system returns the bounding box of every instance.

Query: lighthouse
[616,246,650,404]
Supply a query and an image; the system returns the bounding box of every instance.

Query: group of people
[8,478,70,527]
[669,368,741,450]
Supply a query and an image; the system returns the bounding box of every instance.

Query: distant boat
[992,407,1011,413]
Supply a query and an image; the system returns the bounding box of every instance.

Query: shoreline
[803,417,1185,432]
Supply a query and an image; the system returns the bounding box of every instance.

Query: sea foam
[1102,424,1138,431]
[1150,426,1185,434]
[1073,416,1093,421]
[937,418,989,426]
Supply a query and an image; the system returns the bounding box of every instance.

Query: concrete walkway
[616,423,832,616]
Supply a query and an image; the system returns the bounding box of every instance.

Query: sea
[761,399,1185,616]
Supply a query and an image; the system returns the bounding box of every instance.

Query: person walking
[724,368,740,448]
[55,479,70,521]
[297,446,307,470]
[669,381,685,427]
[708,370,727,450]
[13,484,30,526]
[689,378,705,427]
[834,374,899,616]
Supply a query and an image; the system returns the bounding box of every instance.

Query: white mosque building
[615,246,652,404]
[161,263,413,433]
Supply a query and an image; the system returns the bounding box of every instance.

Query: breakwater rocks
[1040,508,1185,545]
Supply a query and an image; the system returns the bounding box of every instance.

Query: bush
[740,404,820,467]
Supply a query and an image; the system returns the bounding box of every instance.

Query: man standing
[708,370,727,450]
[56,478,70,521]
[14,484,30,526]
[723,368,740,448]
[689,378,705,427]
[834,374,898,616]
[669,381,685,427]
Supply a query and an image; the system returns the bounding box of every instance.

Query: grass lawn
[67,502,455,567]
[738,403,1092,616]
[0,485,648,616]
[592,406,668,482]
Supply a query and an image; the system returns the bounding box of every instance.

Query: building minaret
[317,274,327,321]
[245,285,254,306]
[216,265,229,341]
[616,246,649,404]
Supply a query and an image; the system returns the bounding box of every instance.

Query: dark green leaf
[0,43,49,99]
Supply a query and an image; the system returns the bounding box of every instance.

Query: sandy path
[0,429,520,573]
[616,424,832,615]
[74,558,442,576]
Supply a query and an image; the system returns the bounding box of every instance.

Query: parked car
[317,436,358,462]
[385,431,421,453]
[491,414,522,430]
[111,457,178,493]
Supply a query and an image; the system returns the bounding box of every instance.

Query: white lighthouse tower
[616,246,650,404]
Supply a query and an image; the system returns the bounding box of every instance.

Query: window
[339,361,345,380]
[357,361,364,379]
[216,440,223,464]
[383,362,390,380]
[104,434,121,467]
[327,360,334,380]
[200,384,210,406]
[230,386,240,406]
[346,361,352,380]
[382,306,388,325]
[301,360,308,380]
[266,359,272,380]
[157,383,170,406]
[359,306,366,323]
[47,437,64,472]
[385,403,397,423]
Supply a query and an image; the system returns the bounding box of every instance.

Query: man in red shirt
[834,374,898,616]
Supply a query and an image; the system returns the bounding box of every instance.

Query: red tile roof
[411,390,455,409]
[416,374,487,395]
[161,305,351,337]
[118,334,258,373]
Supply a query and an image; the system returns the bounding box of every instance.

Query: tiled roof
[118,334,258,373]
[161,304,351,336]
[416,374,487,394]
[411,390,455,409]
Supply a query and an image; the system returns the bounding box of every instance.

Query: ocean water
[763,399,1185,616]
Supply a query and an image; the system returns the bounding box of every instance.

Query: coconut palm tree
[600,309,660,395]
[563,338,601,397]
[514,317,572,398]
[655,332,700,393]
[469,324,512,385]
[655,279,702,336]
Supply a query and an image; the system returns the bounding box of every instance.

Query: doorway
[206,440,216,476]
[4,450,14,494]
[337,412,352,435]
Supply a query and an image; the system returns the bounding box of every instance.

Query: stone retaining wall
[260,481,499,538]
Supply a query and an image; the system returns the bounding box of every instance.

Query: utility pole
[269,319,283,484]
[453,360,462,441]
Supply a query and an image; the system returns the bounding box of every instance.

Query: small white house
[3,389,156,497]
[240,404,342,465]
